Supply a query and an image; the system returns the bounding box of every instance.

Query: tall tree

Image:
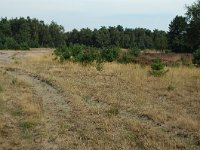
[93,26,110,48]
[79,28,93,46]
[168,16,189,52]
[108,26,120,47]
[153,30,167,51]
[186,0,200,50]
[49,21,66,47]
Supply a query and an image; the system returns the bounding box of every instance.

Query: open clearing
[0,49,200,150]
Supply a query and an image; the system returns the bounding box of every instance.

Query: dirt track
[0,49,71,149]
[5,68,70,149]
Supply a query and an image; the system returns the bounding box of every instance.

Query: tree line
[0,17,167,51]
[0,17,66,50]
[66,26,168,51]
[0,0,199,53]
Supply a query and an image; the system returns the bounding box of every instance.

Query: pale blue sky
[0,0,196,31]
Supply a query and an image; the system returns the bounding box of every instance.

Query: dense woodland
[0,0,199,53]
[0,17,167,50]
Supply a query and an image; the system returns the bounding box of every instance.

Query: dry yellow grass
[0,70,43,149]
[1,52,200,149]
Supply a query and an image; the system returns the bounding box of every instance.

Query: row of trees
[0,17,66,49]
[0,17,167,50]
[66,27,167,50]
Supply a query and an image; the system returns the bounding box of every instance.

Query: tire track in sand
[3,67,70,149]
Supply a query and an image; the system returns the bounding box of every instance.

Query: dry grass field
[0,50,200,149]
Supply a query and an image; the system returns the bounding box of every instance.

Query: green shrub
[55,44,98,63]
[129,47,141,57]
[150,58,167,77]
[54,46,72,62]
[20,42,30,50]
[70,44,86,56]
[75,48,97,63]
[193,48,200,66]
[101,47,120,62]
[151,57,165,71]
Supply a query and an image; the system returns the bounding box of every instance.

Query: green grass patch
[0,85,3,93]
[107,105,119,116]
[12,107,23,116]
[19,121,35,131]
[167,84,176,91]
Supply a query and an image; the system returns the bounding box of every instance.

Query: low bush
[55,45,121,63]
[150,57,168,77]
[151,57,165,70]
[20,42,30,50]
[75,47,97,63]
[101,47,120,62]
[55,44,99,63]
[193,48,200,66]
[129,47,141,57]
[55,46,72,62]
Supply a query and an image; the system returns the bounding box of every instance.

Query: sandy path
[3,68,70,149]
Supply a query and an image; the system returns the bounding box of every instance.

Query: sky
[0,0,196,31]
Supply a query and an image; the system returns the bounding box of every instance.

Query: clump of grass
[95,54,104,71]
[12,57,20,64]
[20,121,35,139]
[12,78,17,84]
[96,62,103,71]
[118,51,132,64]
[19,121,35,131]
[2,71,7,75]
[193,99,200,104]
[12,107,23,116]
[167,84,176,91]
[14,60,19,64]
[107,105,119,116]
[181,56,192,67]
[0,85,3,93]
